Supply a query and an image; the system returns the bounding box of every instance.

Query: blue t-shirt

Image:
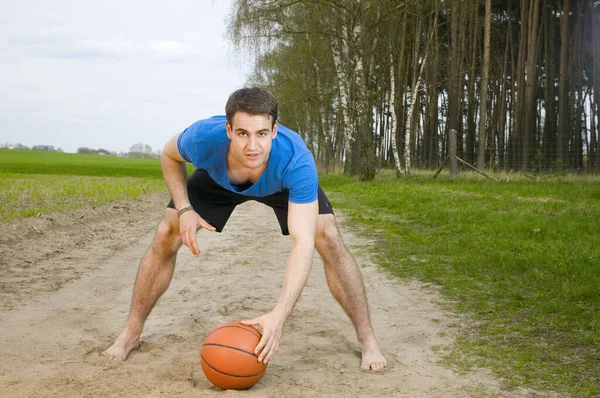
[177,115,318,204]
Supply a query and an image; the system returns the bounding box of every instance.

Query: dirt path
[0,194,559,397]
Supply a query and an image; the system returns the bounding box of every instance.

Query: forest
[228,0,600,180]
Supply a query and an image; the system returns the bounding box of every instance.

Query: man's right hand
[178,210,216,256]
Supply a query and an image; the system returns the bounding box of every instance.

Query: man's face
[226,111,278,170]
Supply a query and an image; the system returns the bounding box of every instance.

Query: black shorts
[167,169,334,235]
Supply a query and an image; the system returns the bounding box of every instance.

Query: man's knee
[154,209,182,248]
[316,214,344,255]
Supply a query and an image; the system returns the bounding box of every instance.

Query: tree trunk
[448,0,461,180]
[512,0,529,169]
[466,1,479,165]
[570,0,587,171]
[331,31,354,164]
[522,0,541,170]
[404,18,422,175]
[427,15,439,169]
[498,12,511,169]
[396,14,409,173]
[557,0,570,168]
[352,21,375,181]
[457,4,468,158]
[543,1,557,169]
[477,0,492,170]
[389,49,403,177]
[594,12,600,173]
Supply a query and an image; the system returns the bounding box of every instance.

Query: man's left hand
[240,309,287,364]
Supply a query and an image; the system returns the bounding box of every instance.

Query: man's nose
[247,135,257,150]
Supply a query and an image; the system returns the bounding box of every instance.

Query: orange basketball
[200,322,267,390]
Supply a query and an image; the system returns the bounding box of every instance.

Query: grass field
[0,150,194,221]
[0,149,167,178]
[2,149,599,395]
[320,172,600,397]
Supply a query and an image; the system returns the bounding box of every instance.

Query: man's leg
[315,214,388,372]
[102,209,183,361]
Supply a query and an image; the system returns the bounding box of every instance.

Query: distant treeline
[1,143,159,158]
[229,0,600,178]
[1,143,63,152]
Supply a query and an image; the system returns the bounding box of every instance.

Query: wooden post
[456,156,500,181]
[433,156,449,178]
[449,128,458,181]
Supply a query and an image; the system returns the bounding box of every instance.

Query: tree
[31,145,56,152]
[226,0,600,175]
[557,0,570,168]
[129,143,152,154]
[477,0,492,170]
[77,147,95,154]
[447,0,463,181]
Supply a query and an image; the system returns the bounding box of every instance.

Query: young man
[103,87,387,371]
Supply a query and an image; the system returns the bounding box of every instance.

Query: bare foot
[102,329,141,361]
[361,340,388,372]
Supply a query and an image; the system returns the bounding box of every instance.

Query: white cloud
[0,0,249,153]
[150,40,190,57]
[11,37,206,63]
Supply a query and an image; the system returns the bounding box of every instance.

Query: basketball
[200,322,267,390]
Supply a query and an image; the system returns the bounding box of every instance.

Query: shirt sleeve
[176,127,193,163]
[285,152,319,204]
[177,120,208,165]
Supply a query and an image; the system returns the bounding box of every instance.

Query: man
[103,87,387,372]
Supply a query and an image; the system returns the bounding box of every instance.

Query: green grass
[320,172,600,397]
[0,149,167,178]
[0,172,168,221]
[0,150,194,221]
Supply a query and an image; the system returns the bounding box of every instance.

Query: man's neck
[226,155,267,185]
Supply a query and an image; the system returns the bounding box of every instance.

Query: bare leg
[102,209,183,361]
[315,214,388,372]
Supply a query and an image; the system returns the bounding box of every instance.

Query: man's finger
[181,231,190,249]
[258,339,271,363]
[254,333,268,357]
[190,238,200,256]
[184,227,199,256]
[261,337,279,364]
[259,334,276,363]
[198,220,216,232]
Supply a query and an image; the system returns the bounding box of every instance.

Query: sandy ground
[0,193,562,397]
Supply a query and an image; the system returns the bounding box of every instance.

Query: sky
[0,0,249,154]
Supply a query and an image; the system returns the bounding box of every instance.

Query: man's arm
[242,199,318,364]
[161,133,215,256]
[160,133,190,210]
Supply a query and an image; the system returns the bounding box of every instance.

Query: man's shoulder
[274,125,318,204]
[274,124,316,179]
[184,116,227,138]
[277,123,304,142]
[177,116,228,165]
[274,123,311,157]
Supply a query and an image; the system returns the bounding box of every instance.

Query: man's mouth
[246,153,260,159]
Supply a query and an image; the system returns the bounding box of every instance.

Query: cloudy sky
[0,0,249,154]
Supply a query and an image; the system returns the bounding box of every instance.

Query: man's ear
[272,120,278,139]
[226,121,233,139]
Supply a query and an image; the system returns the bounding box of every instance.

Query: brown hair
[225,87,278,128]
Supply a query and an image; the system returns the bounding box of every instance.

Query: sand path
[0,194,558,397]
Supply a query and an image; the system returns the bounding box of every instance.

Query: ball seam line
[212,325,261,338]
[201,356,267,378]
[202,343,260,358]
